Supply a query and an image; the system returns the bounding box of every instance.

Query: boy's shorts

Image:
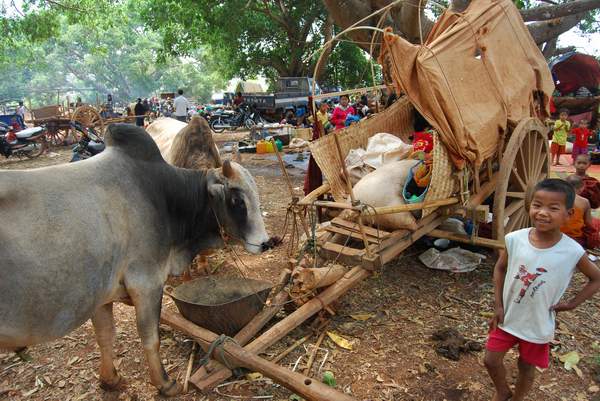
[486,327,549,369]
[550,142,565,154]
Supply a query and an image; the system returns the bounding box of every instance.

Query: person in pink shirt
[331,95,355,130]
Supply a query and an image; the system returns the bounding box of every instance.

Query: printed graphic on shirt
[514,265,548,303]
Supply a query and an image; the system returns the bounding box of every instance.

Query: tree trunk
[521,0,600,22]
[322,0,600,56]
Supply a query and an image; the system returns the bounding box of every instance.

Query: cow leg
[91,303,125,391]
[130,285,182,397]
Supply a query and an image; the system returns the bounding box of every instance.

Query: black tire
[23,137,47,159]
[210,118,226,133]
[245,118,257,130]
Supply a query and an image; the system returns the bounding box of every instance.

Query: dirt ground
[2,139,600,401]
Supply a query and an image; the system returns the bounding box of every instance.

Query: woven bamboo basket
[309,97,456,217]
[309,97,415,201]
[422,133,456,217]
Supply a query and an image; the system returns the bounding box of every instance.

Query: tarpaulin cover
[549,52,600,95]
[379,0,554,169]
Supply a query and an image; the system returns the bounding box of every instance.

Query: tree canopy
[140,0,373,88]
[1,0,599,105]
[0,1,226,105]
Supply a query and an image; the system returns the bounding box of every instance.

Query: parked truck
[241,77,323,120]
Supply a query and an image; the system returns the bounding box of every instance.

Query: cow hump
[104,123,165,163]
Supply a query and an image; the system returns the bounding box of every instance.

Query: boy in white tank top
[484,178,600,401]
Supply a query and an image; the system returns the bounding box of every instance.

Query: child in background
[571,154,600,209]
[309,102,332,137]
[485,179,600,401]
[331,95,355,130]
[560,175,595,247]
[551,109,570,166]
[572,119,591,162]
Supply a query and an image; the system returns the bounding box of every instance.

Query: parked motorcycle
[210,104,266,133]
[0,122,47,159]
[69,121,105,162]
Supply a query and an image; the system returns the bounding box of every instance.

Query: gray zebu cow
[0,124,270,396]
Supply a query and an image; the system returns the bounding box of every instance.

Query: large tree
[0,3,227,104]
[323,0,600,59]
[141,0,330,82]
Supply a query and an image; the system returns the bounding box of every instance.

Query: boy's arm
[490,249,508,330]
[551,255,600,312]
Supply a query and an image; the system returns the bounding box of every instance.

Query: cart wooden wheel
[493,118,550,240]
[45,121,69,146]
[71,105,105,139]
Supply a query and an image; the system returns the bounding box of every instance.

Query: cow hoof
[159,380,182,397]
[99,375,127,392]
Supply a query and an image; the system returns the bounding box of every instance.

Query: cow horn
[222,160,235,178]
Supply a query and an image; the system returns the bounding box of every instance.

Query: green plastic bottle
[275,138,283,152]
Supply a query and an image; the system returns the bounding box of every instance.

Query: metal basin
[164,276,273,336]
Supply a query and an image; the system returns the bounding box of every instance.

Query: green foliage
[320,41,380,90]
[0,3,226,106]
[141,0,328,81]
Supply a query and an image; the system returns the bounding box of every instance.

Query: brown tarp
[379,0,554,169]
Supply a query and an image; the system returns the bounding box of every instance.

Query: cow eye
[232,196,246,211]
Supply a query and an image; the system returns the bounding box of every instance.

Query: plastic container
[265,141,275,153]
[274,138,283,152]
[256,140,268,154]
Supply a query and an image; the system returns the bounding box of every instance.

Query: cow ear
[222,160,235,179]
[207,170,225,200]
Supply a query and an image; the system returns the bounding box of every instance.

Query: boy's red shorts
[486,327,550,369]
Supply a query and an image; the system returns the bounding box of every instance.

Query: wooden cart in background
[29,104,107,144]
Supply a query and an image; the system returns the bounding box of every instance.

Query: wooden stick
[187,266,371,390]
[183,342,197,393]
[304,329,328,376]
[363,198,459,215]
[313,200,356,210]
[271,139,295,197]
[427,229,505,249]
[161,311,358,401]
[312,197,459,215]
[271,334,312,364]
[313,85,387,100]
[332,133,372,257]
[298,183,331,206]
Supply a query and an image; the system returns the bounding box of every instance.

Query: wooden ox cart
[300,0,554,268]
[160,1,556,401]
[30,104,135,144]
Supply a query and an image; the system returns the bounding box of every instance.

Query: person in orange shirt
[561,175,598,248]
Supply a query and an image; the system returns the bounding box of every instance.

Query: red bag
[413,131,433,153]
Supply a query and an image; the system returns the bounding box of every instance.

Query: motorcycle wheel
[23,138,47,159]
[245,118,257,130]
[210,118,226,133]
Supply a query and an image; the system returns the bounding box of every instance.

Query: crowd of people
[282,93,376,136]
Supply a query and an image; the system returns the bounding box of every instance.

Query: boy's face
[529,190,572,233]
[580,120,589,128]
[559,112,568,121]
[575,157,591,175]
